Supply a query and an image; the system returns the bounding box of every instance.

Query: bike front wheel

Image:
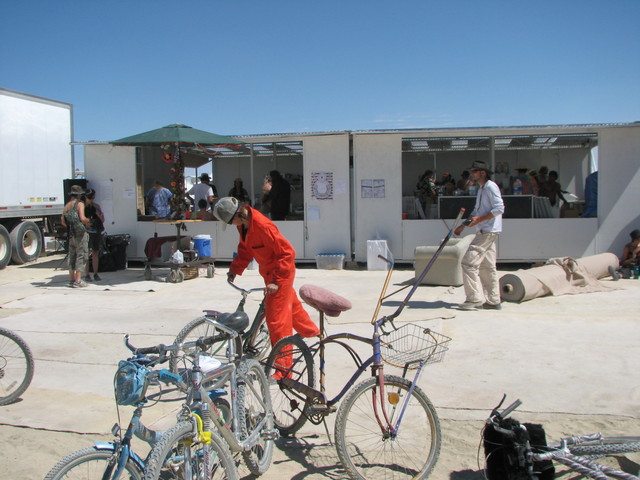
[0,327,35,405]
[237,358,275,475]
[169,317,242,380]
[335,375,442,480]
[43,446,143,480]
[143,420,238,480]
[264,334,315,437]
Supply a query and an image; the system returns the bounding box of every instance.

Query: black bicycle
[0,326,34,405]
[484,395,640,480]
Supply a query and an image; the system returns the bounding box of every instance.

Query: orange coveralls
[229,207,319,346]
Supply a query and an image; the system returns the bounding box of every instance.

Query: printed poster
[361,179,385,198]
[311,172,333,200]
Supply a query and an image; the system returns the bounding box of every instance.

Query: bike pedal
[307,404,336,414]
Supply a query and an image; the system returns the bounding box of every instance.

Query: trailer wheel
[0,225,11,269]
[10,221,42,265]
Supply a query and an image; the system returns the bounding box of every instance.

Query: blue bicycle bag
[114,360,149,406]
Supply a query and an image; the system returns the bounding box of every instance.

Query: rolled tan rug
[499,253,619,303]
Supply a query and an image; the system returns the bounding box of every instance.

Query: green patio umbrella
[111,123,244,147]
[111,124,244,217]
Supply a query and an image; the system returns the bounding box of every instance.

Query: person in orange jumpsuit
[213,197,320,348]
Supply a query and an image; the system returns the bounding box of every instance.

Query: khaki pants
[461,232,500,305]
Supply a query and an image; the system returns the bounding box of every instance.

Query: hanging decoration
[166,146,187,218]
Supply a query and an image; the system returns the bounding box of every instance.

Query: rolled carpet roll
[499,253,619,303]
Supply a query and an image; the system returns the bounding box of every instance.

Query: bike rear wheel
[264,334,315,437]
[44,446,143,480]
[237,358,275,475]
[335,375,441,480]
[0,327,35,405]
[143,420,238,480]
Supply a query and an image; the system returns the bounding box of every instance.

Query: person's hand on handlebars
[227,271,236,283]
[265,282,279,295]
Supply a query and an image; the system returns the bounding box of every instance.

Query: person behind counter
[146,180,173,218]
[188,173,217,212]
[538,170,567,208]
[195,199,215,220]
[456,170,473,194]
[416,169,437,213]
[228,177,251,204]
[437,172,456,196]
[266,170,290,220]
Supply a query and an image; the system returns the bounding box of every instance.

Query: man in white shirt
[188,173,217,212]
[453,161,505,310]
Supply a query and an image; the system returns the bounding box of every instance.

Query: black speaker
[63,178,87,204]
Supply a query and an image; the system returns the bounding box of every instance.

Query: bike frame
[178,317,273,453]
[288,209,466,435]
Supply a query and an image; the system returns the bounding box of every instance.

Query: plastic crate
[315,253,345,270]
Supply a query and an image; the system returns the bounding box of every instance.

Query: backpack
[64,200,86,236]
[484,418,555,480]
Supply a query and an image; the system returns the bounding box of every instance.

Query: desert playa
[1,255,638,479]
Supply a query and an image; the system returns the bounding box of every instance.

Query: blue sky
[2,0,639,149]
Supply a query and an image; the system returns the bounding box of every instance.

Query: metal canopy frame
[402,133,598,153]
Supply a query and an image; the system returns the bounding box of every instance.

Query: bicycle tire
[567,436,640,457]
[263,334,315,437]
[43,446,143,480]
[0,327,35,405]
[169,317,242,380]
[143,420,238,480]
[237,358,275,475]
[335,375,442,480]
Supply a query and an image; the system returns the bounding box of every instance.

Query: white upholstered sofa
[413,234,474,286]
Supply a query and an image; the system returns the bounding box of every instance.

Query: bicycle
[0,326,35,405]
[169,279,270,377]
[263,210,464,480]
[44,336,237,480]
[142,314,277,480]
[483,395,640,480]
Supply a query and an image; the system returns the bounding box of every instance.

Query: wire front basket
[380,323,451,369]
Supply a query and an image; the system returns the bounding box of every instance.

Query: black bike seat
[215,311,250,333]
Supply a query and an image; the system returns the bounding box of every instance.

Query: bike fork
[371,362,426,439]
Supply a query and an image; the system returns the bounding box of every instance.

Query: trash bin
[105,234,130,270]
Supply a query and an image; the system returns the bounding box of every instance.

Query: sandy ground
[0,254,638,479]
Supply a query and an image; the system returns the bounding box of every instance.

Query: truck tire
[10,221,42,265]
[0,225,11,269]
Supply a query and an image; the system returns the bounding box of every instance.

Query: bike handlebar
[226,278,265,295]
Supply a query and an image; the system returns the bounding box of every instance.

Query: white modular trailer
[0,88,74,268]
[351,123,640,263]
[83,122,639,265]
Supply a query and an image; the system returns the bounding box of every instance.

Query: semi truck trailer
[0,88,74,269]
